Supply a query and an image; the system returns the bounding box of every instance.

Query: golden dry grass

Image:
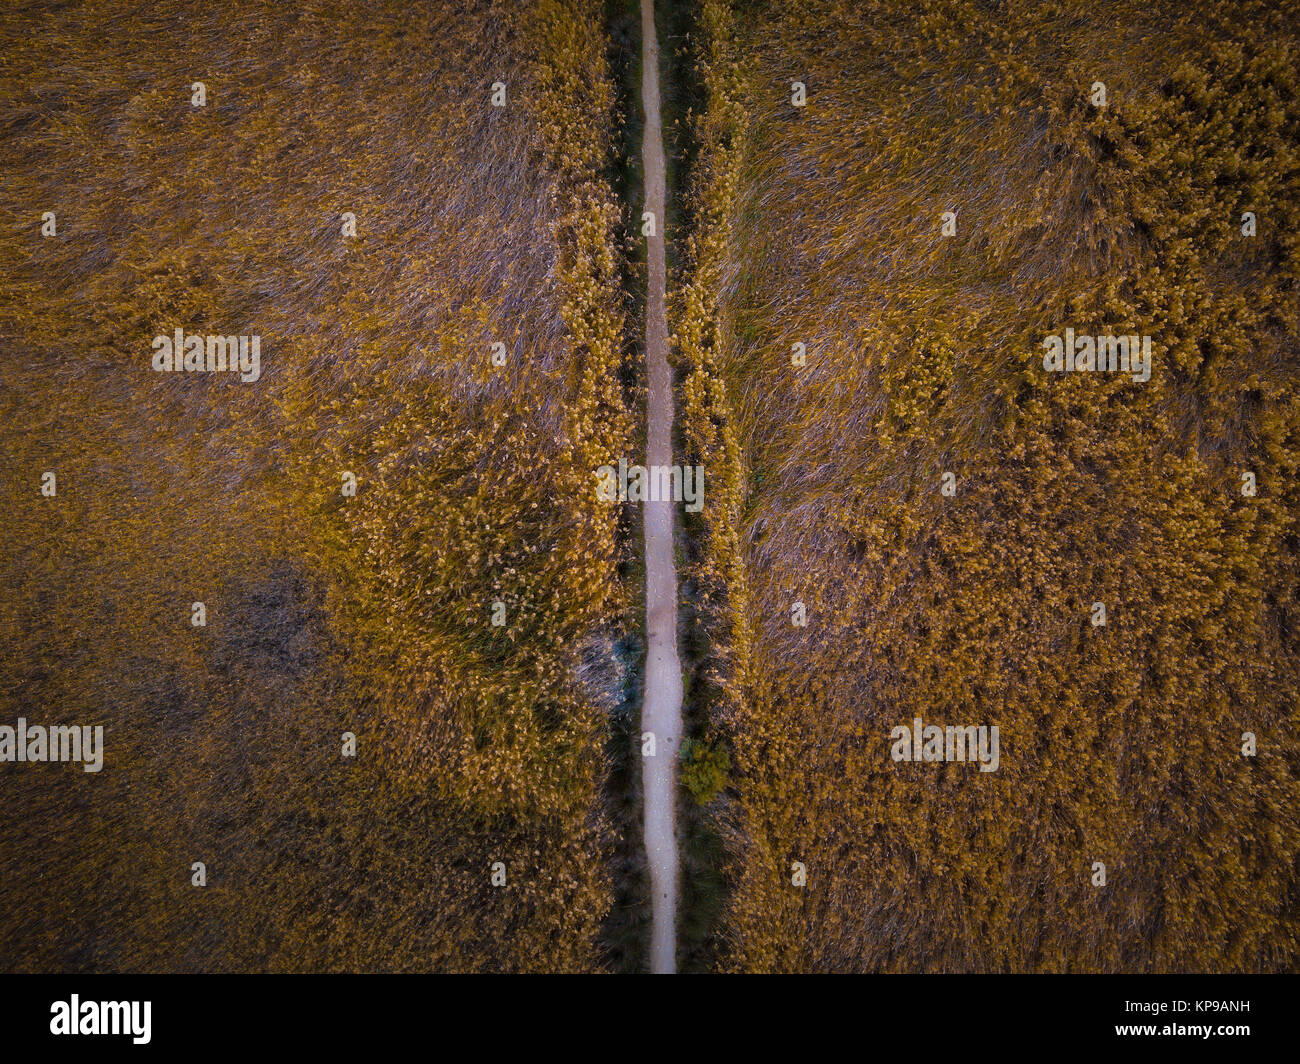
[0,0,631,972]
[677,0,1300,972]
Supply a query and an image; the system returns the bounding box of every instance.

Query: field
[676,0,1300,971]
[0,0,633,972]
[2,0,1297,977]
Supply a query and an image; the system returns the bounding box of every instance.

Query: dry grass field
[3,0,1296,977]
[676,0,1300,971]
[0,0,632,972]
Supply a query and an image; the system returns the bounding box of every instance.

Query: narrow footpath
[638,0,682,976]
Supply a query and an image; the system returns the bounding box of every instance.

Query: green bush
[680,739,732,805]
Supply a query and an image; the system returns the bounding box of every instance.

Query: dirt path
[639,0,681,976]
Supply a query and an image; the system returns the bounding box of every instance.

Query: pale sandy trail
[639,0,681,976]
